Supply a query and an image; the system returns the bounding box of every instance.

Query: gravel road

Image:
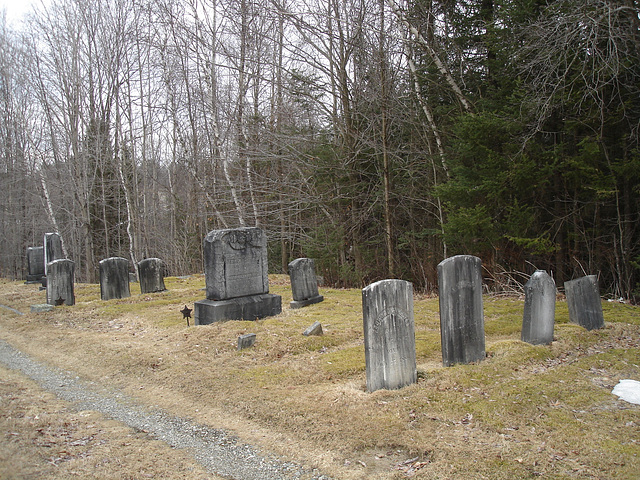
[0,324,331,480]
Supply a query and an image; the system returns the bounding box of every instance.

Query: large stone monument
[46,259,75,306]
[44,233,64,276]
[99,257,131,300]
[138,258,167,294]
[438,255,485,367]
[564,275,605,330]
[288,258,324,309]
[194,227,282,325]
[522,270,556,345]
[362,279,417,392]
[26,246,45,283]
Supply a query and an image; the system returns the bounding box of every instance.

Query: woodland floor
[0,275,639,479]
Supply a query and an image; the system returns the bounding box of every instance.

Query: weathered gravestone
[44,233,64,276]
[237,333,257,350]
[138,258,167,294]
[303,321,323,336]
[288,258,324,309]
[564,275,605,330]
[99,257,131,300]
[363,279,417,392]
[438,255,485,367]
[26,246,45,283]
[522,270,556,345]
[194,227,282,325]
[46,259,75,306]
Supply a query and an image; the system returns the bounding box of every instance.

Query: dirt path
[0,325,329,480]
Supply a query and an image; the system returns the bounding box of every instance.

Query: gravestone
[138,258,167,294]
[44,233,64,276]
[438,255,485,367]
[46,259,75,306]
[564,275,604,330]
[362,279,416,392]
[288,258,324,309]
[303,321,323,336]
[26,246,45,283]
[522,271,556,345]
[99,257,131,300]
[194,227,282,325]
[237,333,257,350]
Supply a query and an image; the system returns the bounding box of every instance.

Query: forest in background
[1,0,639,300]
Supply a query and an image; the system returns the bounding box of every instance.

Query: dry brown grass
[1,275,639,479]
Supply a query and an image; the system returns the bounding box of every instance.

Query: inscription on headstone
[438,255,485,367]
[99,257,131,300]
[564,275,604,330]
[26,246,45,283]
[194,227,282,324]
[138,258,167,294]
[522,270,556,345]
[288,258,324,309]
[363,279,416,392]
[44,233,64,276]
[46,259,75,306]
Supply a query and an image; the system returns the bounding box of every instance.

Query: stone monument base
[290,295,324,309]
[25,274,45,284]
[194,294,282,325]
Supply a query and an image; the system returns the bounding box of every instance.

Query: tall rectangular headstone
[138,258,167,294]
[46,259,75,306]
[564,275,604,330]
[438,255,485,367]
[26,246,45,283]
[99,257,131,300]
[288,258,324,309]
[522,270,556,345]
[362,279,416,392]
[44,233,64,276]
[194,227,282,324]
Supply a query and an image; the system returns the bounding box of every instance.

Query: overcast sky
[1,0,39,27]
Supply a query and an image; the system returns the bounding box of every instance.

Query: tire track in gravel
[0,310,331,480]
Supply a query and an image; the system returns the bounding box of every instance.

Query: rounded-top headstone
[437,255,485,367]
[99,257,131,300]
[138,258,167,294]
[362,279,416,392]
[522,270,556,345]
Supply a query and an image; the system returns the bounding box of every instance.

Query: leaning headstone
[138,258,167,294]
[288,258,324,309]
[99,257,131,300]
[26,246,45,283]
[303,321,323,336]
[564,275,604,330]
[44,233,64,276]
[438,255,485,367]
[521,270,556,345]
[363,279,416,392]
[46,259,75,306]
[237,333,257,350]
[194,227,282,325]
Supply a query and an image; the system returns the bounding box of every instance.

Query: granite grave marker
[564,275,605,330]
[26,246,45,283]
[44,233,64,276]
[288,258,324,309]
[522,270,556,345]
[99,257,131,300]
[438,255,485,367]
[46,259,75,306]
[138,258,167,294]
[194,227,282,324]
[363,279,417,392]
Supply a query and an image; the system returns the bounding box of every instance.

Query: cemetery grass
[0,277,639,479]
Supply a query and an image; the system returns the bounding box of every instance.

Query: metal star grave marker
[181,305,192,326]
[55,296,65,306]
